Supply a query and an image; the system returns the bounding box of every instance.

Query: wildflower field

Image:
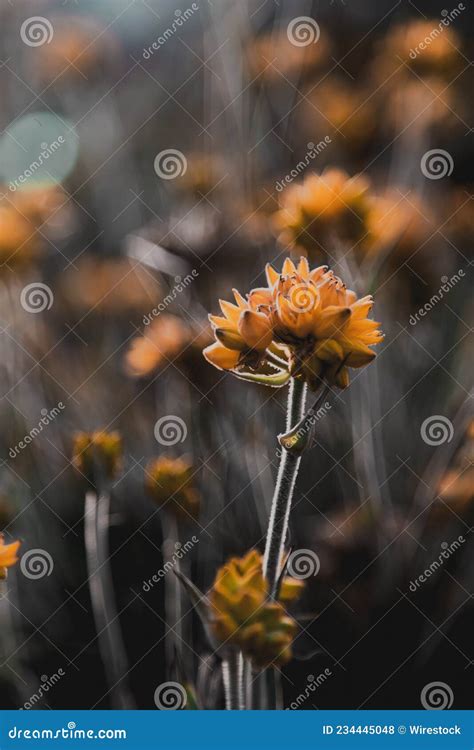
[0,0,472,712]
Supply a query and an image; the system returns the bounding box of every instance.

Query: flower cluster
[209,550,303,668]
[203,257,383,391]
[145,456,200,521]
[72,430,123,483]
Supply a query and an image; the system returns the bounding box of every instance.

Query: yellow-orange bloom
[204,257,383,391]
[145,456,200,521]
[72,430,122,483]
[209,550,303,668]
[0,535,20,580]
[273,168,372,258]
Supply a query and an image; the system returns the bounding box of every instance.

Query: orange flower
[125,315,211,378]
[72,430,122,483]
[273,168,373,258]
[145,456,200,520]
[204,257,383,391]
[373,20,462,82]
[0,535,20,580]
[209,550,303,668]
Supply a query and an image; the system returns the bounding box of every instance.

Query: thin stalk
[222,650,245,709]
[263,378,307,598]
[162,512,184,674]
[84,490,135,709]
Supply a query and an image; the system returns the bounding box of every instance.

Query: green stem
[263,378,307,598]
[222,650,245,709]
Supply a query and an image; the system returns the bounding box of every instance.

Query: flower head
[209,550,303,668]
[0,535,20,580]
[204,257,383,391]
[145,456,200,521]
[273,168,373,258]
[72,430,123,484]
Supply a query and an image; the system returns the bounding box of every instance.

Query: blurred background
[0,0,472,710]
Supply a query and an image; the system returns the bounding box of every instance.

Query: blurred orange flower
[72,430,123,483]
[273,168,373,258]
[0,535,20,580]
[209,550,303,668]
[145,456,200,520]
[125,314,210,378]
